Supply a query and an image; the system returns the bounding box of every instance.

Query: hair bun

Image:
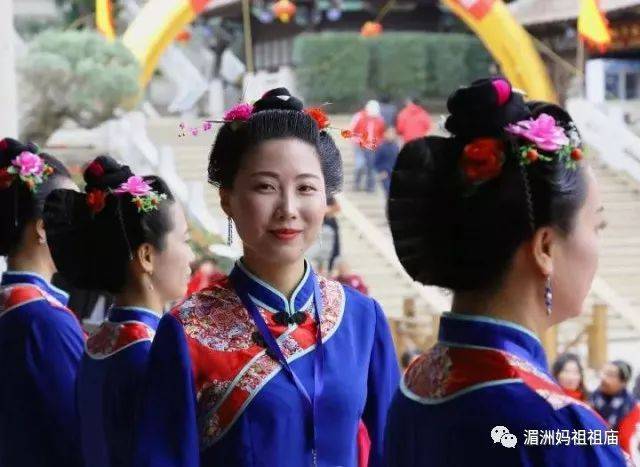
[445,78,531,141]
[253,87,304,113]
[84,155,133,191]
[0,138,39,166]
[388,136,462,285]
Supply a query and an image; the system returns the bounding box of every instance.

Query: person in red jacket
[351,100,385,192]
[395,97,432,144]
[334,257,369,295]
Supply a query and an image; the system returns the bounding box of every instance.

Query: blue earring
[545,276,553,316]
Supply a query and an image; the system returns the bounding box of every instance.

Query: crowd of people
[0,78,636,467]
[350,97,432,195]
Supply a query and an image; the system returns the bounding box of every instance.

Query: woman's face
[550,167,606,321]
[557,360,582,391]
[150,203,194,304]
[222,138,327,268]
[599,363,626,396]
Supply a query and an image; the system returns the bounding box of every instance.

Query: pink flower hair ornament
[4,151,54,192]
[505,113,583,169]
[114,176,167,213]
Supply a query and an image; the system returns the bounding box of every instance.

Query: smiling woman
[134,88,400,467]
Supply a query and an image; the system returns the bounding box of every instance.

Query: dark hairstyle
[43,155,176,294]
[389,78,588,292]
[611,360,633,383]
[0,138,72,256]
[552,353,586,394]
[208,87,343,195]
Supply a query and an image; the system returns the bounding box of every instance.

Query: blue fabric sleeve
[363,299,400,467]
[133,313,199,467]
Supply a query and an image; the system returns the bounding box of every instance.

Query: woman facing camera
[44,156,194,467]
[384,78,628,466]
[134,88,399,467]
[0,138,84,467]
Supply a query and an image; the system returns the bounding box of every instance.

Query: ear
[531,226,555,277]
[35,219,47,244]
[219,187,232,218]
[135,243,155,275]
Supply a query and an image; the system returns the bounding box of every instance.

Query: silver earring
[227,216,233,246]
[38,238,46,245]
[545,276,553,316]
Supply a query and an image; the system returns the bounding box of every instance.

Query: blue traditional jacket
[78,306,160,467]
[135,260,400,467]
[0,271,84,467]
[384,312,631,467]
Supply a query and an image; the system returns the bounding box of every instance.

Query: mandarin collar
[229,259,315,315]
[1,271,70,306]
[107,306,161,331]
[438,312,549,373]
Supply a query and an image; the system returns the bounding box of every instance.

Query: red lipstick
[270,229,302,241]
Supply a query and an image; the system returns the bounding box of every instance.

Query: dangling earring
[545,276,553,316]
[146,272,154,292]
[227,216,233,246]
[38,237,46,245]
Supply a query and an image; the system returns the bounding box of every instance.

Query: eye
[298,184,317,193]
[255,183,276,192]
[596,220,608,232]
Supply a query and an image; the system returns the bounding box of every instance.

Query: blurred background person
[351,100,385,192]
[187,257,226,295]
[374,127,399,196]
[395,97,432,145]
[379,94,398,129]
[552,353,588,401]
[591,360,640,458]
[334,257,369,295]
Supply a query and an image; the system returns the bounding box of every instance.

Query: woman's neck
[7,250,55,283]
[451,284,549,339]
[114,285,164,315]
[241,254,306,299]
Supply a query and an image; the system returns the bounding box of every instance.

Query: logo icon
[491,425,518,448]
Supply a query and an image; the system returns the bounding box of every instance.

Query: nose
[276,187,298,220]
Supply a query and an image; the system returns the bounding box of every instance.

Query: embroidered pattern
[177,284,256,351]
[404,345,453,399]
[174,276,346,447]
[86,321,155,359]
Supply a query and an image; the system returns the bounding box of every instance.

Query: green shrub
[293,33,370,111]
[19,30,140,144]
[293,31,492,110]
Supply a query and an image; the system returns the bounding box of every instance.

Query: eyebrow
[250,171,321,180]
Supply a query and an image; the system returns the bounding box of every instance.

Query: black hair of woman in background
[44,155,194,467]
[0,137,84,467]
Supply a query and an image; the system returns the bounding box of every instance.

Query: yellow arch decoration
[442,0,557,102]
[110,0,555,101]
[120,0,208,87]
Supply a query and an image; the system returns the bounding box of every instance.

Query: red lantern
[360,21,383,37]
[175,29,192,42]
[273,0,296,23]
